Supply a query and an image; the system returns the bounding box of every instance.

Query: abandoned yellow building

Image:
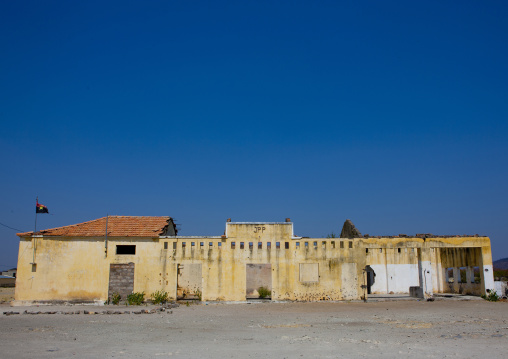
[14,216,495,304]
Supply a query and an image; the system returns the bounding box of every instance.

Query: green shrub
[481,290,499,302]
[195,289,202,301]
[151,290,169,304]
[111,292,121,305]
[257,286,271,299]
[127,291,145,305]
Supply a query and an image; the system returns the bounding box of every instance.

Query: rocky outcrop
[340,219,362,238]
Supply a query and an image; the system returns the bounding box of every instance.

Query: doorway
[246,264,272,299]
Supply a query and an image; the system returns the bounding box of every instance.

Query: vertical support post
[418,247,433,298]
[479,246,495,295]
[33,197,38,264]
[453,267,459,292]
[466,267,473,284]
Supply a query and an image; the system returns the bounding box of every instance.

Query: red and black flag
[36,200,49,214]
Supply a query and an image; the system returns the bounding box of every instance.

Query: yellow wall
[14,223,494,303]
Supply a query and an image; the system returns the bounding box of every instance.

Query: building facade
[14,216,495,304]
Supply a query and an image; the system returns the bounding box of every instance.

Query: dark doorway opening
[365,265,376,294]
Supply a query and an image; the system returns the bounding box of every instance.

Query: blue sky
[1,1,507,269]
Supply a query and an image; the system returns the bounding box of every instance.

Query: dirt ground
[1,299,507,358]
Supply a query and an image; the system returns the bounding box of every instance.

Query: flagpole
[34,197,38,233]
[33,197,38,264]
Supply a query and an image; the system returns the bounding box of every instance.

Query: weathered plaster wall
[15,236,172,302]
[14,223,495,303]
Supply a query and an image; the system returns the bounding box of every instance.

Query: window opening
[116,245,136,255]
[472,266,480,283]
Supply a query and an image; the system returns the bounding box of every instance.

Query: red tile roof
[17,216,174,237]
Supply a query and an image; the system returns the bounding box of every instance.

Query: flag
[36,201,49,214]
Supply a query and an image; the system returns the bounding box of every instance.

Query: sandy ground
[1,298,507,359]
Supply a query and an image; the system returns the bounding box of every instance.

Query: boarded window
[116,245,136,255]
[299,263,319,283]
[285,242,289,249]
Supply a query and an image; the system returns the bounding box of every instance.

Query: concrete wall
[365,247,419,294]
[14,223,495,303]
[0,277,16,287]
[1,269,16,278]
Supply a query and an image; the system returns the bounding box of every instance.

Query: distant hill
[493,258,508,270]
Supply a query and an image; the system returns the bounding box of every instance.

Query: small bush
[195,289,202,301]
[127,291,145,305]
[151,290,169,304]
[112,292,121,305]
[481,290,499,302]
[257,286,271,299]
